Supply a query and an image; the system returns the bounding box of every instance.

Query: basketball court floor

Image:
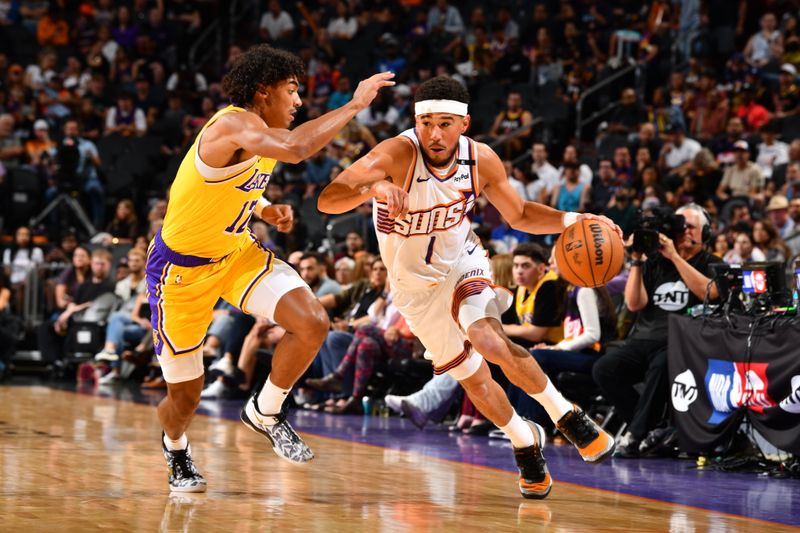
[1,383,797,532]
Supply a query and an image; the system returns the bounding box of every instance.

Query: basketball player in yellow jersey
[148,44,394,492]
[318,76,621,499]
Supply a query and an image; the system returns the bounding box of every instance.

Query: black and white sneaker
[162,434,207,493]
[240,392,314,464]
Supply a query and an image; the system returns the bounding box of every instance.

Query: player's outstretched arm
[318,137,412,218]
[478,143,622,238]
[214,72,394,164]
[479,142,569,234]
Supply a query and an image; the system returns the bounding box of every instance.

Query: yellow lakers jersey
[515,270,563,345]
[161,105,277,258]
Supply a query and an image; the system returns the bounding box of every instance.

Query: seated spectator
[502,243,566,422]
[327,77,353,111]
[743,12,782,69]
[303,146,337,197]
[593,204,722,457]
[658,123,701,181]
[94,249,147,363]
[24,119,57,169]
[52,245,91,316]
[765,194,795,239]
[724,230,767,264]
[105,92,147,137]
[523,251,617,428]
[608,88,647,136]
[292,257,388,405]
[558,145,593,187]
[0,113,24,169]
[773,64,800,120]
[335,231,365,261]
[306,289,415,414]
[334,257,356,289]
[528,143,560,204]
[104,199,140,245]
[327,2,358,40]
[712,234,730,259]
[486,91,533,160]
[756,121,789,182]
[715,141,764,207]
[259,0,295,44]
[603,187,637,236]
[735,89,769,133]
[711,117,745,168]
[752,219,790,263]
[2,226,44,312]
[299,252,341,298]
[589,159,619,214]
[44,231,78,265]
[550,163,589,213]
[780,162,800,200]
[37,248,115,361]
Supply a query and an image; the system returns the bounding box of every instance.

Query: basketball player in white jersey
[319,76,620,499]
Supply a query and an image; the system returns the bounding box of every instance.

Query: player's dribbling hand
[373,180,409,220]
[578,213,623,241]
[351,72,396,110]
[262,204,294,233]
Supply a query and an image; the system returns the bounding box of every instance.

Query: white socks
[531,379,574,423]
[163,432,188,451]
[256,374,290,419]
[500,412,536,448]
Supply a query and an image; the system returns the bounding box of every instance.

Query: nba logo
[752,271,766,293]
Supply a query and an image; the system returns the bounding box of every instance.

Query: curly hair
[414,75,470,104]
[222,45,305,106]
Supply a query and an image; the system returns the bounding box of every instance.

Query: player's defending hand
[577,213,623,241]
[262,204,294,233]
[350,72,396,110]
[374,181,408,220]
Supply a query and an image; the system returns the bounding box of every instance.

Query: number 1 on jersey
[425,236,436,265]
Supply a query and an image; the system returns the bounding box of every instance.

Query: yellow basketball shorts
[145,231,308,383]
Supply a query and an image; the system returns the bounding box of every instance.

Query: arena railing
[574,60,642,141]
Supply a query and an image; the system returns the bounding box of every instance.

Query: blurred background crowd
[1,0,799,459]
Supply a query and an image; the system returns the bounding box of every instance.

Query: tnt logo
[671,369,698,412]
[652,281,689,311]
[705,359,776,424]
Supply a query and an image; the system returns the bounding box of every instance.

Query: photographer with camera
[592,204,723,457]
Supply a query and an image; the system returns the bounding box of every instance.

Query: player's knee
[305,305,329,344]
[171,387,201,415]
[470,332,510,363]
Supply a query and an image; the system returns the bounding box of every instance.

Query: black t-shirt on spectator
[628,250,723,342]
[74,278,115,305]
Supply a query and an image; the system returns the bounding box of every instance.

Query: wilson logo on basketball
[590,223,605,266]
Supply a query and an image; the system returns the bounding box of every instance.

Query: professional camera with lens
[630,207,687,257]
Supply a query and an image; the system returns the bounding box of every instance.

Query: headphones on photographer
[678,203,712,246]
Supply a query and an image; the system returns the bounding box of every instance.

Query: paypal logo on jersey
[705,359,776,424]
[235,169,271,192]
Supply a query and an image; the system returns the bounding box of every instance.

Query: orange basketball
[555,219,624,288]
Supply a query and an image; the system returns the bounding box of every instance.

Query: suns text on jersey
[235,169,271,192]
[377,195,474,237]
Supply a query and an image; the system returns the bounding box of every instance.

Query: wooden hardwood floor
[0,386,788,532]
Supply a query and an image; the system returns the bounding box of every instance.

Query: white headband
[414,99,468,117]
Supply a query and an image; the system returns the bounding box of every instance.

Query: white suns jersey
[374,129,482,292]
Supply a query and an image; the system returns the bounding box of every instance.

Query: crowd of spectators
[1,1,799,458]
